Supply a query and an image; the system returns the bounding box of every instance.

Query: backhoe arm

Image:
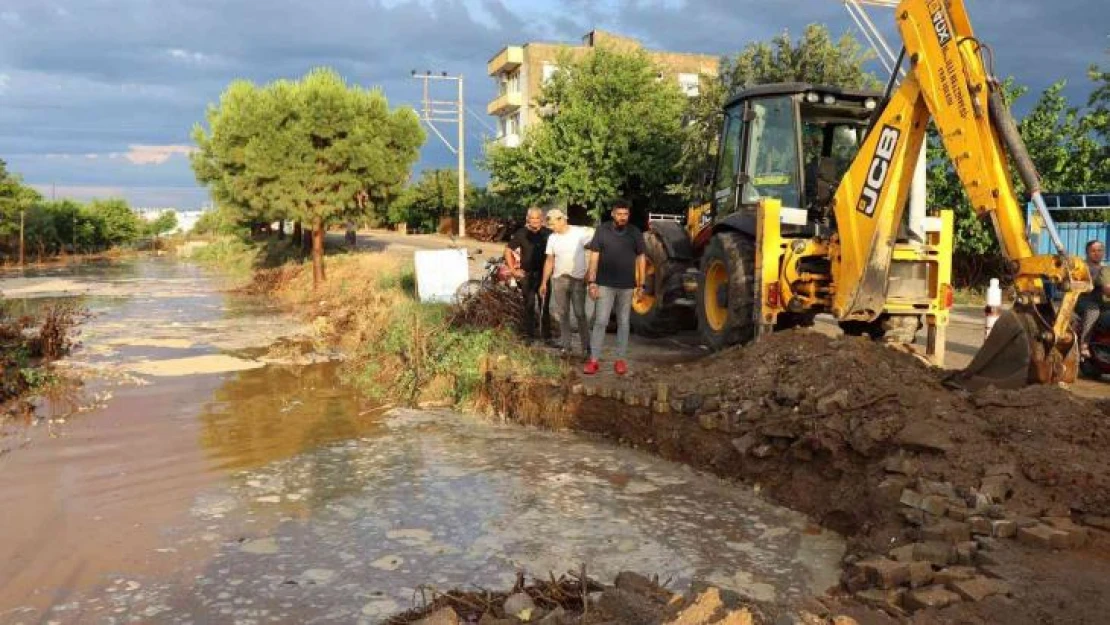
[829,0,1091,387]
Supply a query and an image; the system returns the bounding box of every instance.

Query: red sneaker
[614,360,628,375]
[583,359,599,375]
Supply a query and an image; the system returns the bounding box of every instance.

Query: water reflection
[198,362,384,473]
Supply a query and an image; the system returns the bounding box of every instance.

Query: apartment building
[487,30,718,147]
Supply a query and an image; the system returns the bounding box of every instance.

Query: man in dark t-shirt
[584,198,645,375]
[506,207,552,341]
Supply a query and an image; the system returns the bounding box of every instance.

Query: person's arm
[540,254,553,297]
[586,250,600,300]
[504,234,523,278]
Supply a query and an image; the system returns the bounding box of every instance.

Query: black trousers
[520,272,551,339]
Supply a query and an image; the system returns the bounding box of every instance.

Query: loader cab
[709,83,881,232]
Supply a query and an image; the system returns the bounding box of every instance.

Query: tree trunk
[277,219,285,240]
[312,218,326,287]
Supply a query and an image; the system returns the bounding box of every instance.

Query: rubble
[481,330,1110,623]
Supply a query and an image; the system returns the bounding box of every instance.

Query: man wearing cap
[539,208,592,357]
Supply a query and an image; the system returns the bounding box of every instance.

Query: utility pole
[19,209,25,266]
[411,70,466,238]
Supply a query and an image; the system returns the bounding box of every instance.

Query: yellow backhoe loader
[631,0,1091,389]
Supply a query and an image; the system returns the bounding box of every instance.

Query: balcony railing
[487,46,523,76]
[487,92,522,116]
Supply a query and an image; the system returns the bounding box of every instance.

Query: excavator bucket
[947,308,1078,391]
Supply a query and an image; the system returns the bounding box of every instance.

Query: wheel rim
[632,259,657,315]
[704,259,729,332]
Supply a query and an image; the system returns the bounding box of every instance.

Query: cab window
[742,96,800,207]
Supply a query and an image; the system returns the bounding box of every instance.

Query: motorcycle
[454,256,517,302]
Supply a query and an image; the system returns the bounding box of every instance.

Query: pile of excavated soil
[481,330,1110,623]
[616,330,1110,545]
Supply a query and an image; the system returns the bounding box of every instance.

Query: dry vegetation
[263,253,558,407]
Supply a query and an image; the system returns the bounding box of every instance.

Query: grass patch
[274,253,557,407]
[181,236,261,279]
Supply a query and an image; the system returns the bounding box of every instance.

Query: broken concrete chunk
[598,588,662,625]
[900,489,924,509]
[946,505,971,522]
[913,541,956,566]
[894,421,953,453]
[948,576,1012,602]
[751,444,775,459]
[1040,517,1089,548]
[855,558,911,589]
[955,541,977,565]
[854,588,906,613]
[904,585,961,610]
[774,384,802,406]
[932,566,978,585]
[883,454,922,476]
[920,495,950,517]
[415,607,461,625]
[614,571,674,605]
[991,519,1017,538]
[919,480,957,499]
[968,516,993,536]
[907,561,934,588]
[1016,524,1068,550]
[921,519,971,543]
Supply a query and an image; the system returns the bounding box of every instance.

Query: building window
[497,70,520,96]
[678,73,700,96]
[542,62,559,85]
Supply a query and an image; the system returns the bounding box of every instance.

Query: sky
[1,0,1107,209]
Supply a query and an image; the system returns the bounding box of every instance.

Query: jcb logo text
[856,126,901,217]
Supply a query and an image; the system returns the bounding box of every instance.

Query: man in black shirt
[584,198,645,375]
[505,207,552,341]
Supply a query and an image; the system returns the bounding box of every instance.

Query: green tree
[387,169,476,232]
[86,198,140,246]
[145,210,179,237]
[484,46,687,221]
[192,68,425,285]
[676,25,880,202]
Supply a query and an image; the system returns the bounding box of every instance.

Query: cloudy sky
[1,0,1106,209]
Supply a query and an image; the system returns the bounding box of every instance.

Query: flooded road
[0,256,843,624]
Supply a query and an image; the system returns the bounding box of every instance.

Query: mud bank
[477,332,1110,624]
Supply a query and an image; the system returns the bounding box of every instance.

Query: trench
[0,256,843,624]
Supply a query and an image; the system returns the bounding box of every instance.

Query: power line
[411,70,467,237]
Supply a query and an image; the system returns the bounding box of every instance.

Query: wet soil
[482,330,1110,624]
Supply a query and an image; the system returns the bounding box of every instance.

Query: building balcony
[498,133,521,148]
[487,92,522,116]
[487,46,523,76]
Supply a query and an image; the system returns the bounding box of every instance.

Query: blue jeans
[590,286,632,360]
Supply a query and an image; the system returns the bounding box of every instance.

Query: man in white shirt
[539,208,592,356]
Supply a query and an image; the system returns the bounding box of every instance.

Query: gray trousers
[590,286,633,360]
[551,275,589,353]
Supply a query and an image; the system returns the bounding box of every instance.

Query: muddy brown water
[0,257,843,624]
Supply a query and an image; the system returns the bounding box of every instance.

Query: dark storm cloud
[0,0,1105,207]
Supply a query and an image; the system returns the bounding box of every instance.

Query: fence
[1026,193,1110,257]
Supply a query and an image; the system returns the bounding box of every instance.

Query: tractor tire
[631,231,694,337]
[696,231,756,351]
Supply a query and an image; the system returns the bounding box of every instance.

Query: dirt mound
[623,331,1110,533]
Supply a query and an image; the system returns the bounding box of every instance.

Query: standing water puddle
[0,257,843,624]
